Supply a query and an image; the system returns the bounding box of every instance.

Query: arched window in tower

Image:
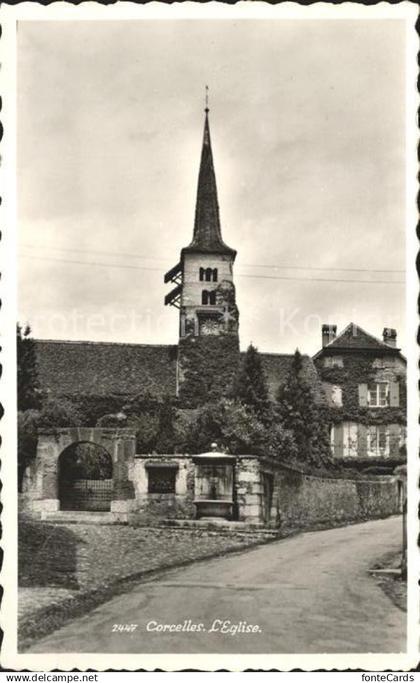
[209,291,217,305]
[199,267,205,281]
[202,290,209,305]
[212,268,218,282]
[205,268,213,282]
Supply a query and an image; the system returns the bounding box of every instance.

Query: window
[147,467,177,494]
[343,422,358,457]
[202,290,216,305]
[331,422,357,457]
[367,426,389,457]
[367,382,389,407]
[331,385,342,407]
[324,356,343,368]
[199,267,218,282]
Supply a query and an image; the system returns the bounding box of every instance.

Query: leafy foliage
[178,336,240,407]
[18,398,82,490]
[62,393,129,427]
[129,413,160,453]
[314,353,406,425]
[175,398,266,455]
[96,412,128,428]
[59,443,113,480]
[155,399,176,454]
[277,349,333,469]
[37,398,82,429]
[233,344,272,422]
[17,324,42,411]
[18,410,39,490]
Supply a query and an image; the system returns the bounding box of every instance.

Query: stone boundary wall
[272,465,400,528]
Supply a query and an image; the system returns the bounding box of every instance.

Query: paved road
[28,517,405,654]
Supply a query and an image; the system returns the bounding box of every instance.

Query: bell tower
[164,99,240,402]
[164,102,239,340]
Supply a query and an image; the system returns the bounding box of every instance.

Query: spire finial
[205,85,209,114]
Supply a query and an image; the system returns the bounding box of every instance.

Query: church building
[22,105,406,523]
[34,107,321,406]
[31,107,406,471]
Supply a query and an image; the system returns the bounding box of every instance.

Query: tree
[155,399,176,454]
[177,398,267,455]
[277,349,333,469]
[265,423,298,462]
[37,397,81,429]
[234,344,272,422]
[18,409,39,491]
[17,323,42,411]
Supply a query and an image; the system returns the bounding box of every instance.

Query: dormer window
[202,290,216,305]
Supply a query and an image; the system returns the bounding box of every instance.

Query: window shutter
[388,424,400,457]
[389,382,400,407]
[334,424,344,458]
[358,384,368,407]
[358,424,367,457]
[367,425,376,456]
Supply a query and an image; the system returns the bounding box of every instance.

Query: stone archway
[29,427,137,516]
[58,442,114,511]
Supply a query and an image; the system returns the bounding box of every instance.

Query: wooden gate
[60,479,113,512]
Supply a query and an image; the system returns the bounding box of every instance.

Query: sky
[17,19,407,356]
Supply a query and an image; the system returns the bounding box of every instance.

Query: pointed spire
[182,101,236,259]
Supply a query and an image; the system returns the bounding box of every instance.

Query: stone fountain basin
[194,499,234,519]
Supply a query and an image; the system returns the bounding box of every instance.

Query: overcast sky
[18,19,406,355]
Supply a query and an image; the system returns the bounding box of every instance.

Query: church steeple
[182,108,236,259]
[165,98,239,349]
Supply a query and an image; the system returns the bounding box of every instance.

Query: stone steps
[41,511,127,525]
[142,518,282,536]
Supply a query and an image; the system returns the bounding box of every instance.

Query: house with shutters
[314,323,406,470]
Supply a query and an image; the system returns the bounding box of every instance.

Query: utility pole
[393,464,407,579]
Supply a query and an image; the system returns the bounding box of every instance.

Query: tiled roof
[252,352,325,403]
[34,340,323,402]
[182,111,236,258]
[34,340,178,398]
[318,323,401,354]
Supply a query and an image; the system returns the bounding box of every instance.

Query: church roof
[314,323,402,358]
[182,110,236,259]
[34,339,178,398]
[257,352,325,403]
[34,340,324,403]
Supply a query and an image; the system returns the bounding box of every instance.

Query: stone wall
[22,427,137,517]
[273,465,400,529]
[235,457,263,523]
[131,455,196,520]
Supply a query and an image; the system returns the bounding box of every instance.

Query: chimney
[383,328,397,348]
[322,324,337,348]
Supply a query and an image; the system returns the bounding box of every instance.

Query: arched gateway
[29,427,136,516]
[58,442,114,511]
